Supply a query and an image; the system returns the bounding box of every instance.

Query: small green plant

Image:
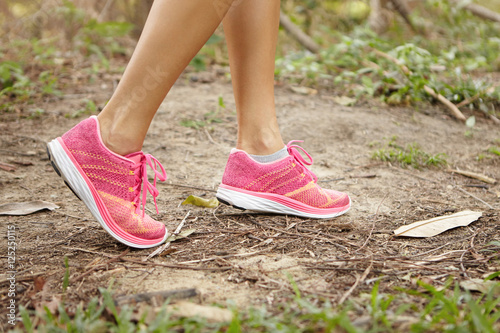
[14,276,500,332]
[275,1,500,116]
[372,137,447,168]
[27,108,45,120]
[38,71,61,96]
[0,61,32,99]
[62,256,70,292]
[180,96,227,129]
[65,99,98,118]
[488,146,500,157]
[179,119,207,129]
[189,34,225,71]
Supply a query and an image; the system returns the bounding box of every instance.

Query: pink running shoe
[47,116,168,248]
[217,141,351,219]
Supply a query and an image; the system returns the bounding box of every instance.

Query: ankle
[98,116,143,156]
[237,129,284,155]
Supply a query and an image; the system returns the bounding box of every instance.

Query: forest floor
[1,68,499,328]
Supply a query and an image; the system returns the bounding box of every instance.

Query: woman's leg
[98,0,236,155]
[48,0,238,248]
[217,0,351,219]
[222,0,284,155]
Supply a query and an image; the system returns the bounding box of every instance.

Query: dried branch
[423,86,466,121]
[144,211,190,261]
[279,10,320,54]
[447,169,497,184]
[114,288,198,305]
[70,248,129,283]
[369,47,466,121]
[454,1,500,23]
[456,84,499,108]
[338,262,372,305]
[456,187,494,210]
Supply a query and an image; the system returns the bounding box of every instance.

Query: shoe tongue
[125,152,144,164]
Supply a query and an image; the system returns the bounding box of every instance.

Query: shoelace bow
[286,140,318,183]
[131,154,167,217]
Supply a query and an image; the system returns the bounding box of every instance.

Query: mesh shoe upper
[221,141,350,209]
[61,117,166,240]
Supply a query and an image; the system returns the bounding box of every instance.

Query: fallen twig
[279,10,320,54]
[447,169,497,184]
[114,288,198,305]
[0,272,45,285]
[0,149,38,157]
[176,250,265,265]
[121,258,232,271]
[423,86,466,121]
[456,187,494,209]
[63,246,232,271]
[369,47,466,121]
[453,1,500,23]
[338,262,372,305]
[319,174,377,183]
[164,182,217,193]
[248,218,357,248]
[0,162,16,172]
[70,248,130,283]
[144,211,190,261]
[456,84,499,108]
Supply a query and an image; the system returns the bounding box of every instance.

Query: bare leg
[98,0,236,155]
[223,0,284,155]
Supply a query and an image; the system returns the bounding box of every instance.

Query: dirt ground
[1,71,499,327]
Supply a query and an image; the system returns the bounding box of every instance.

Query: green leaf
[181,195,219,208]
[19,306,33,333]
[62,256,70,292]
[485,271,500,281]
[218,96,225,108]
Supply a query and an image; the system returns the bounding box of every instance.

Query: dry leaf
[34,276,46,292]
[332,96,356,106]
[0,201,59,216]
[44,296,62,314]
[181,195,219,208]
[394,210,482,238]
[166,228,196,242]
[460,279,500,294]
[289,86,318,95]
[168,301,233,323]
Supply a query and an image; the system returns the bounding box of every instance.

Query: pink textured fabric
[61,116,166,240]
[221,141,350,209]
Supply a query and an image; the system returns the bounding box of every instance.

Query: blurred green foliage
[1,0,499,120]
[275,0,500,117]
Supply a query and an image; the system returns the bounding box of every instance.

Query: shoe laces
[131,154,167,217]
[287,140,318,183]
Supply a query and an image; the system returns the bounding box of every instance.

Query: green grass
[371,137,447,169]
[13,278,500,333]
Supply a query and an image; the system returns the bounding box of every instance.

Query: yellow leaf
[165,229,196,242]
[181,195,219,208]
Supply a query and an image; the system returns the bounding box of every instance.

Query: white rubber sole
[216,186,351,219]
[47,138,167,249]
